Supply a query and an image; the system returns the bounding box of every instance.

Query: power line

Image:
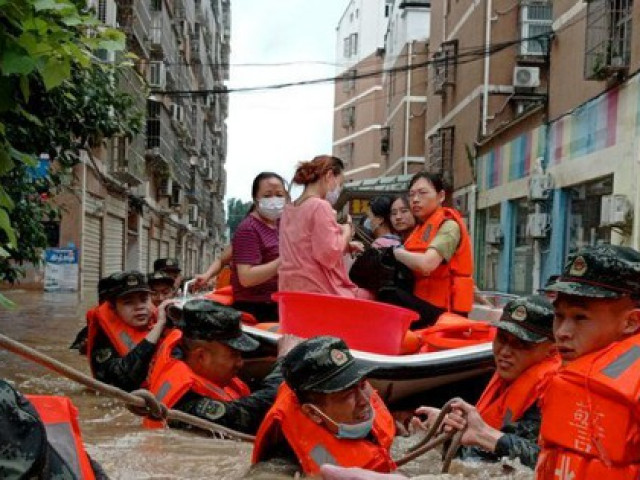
[152,32,554,97]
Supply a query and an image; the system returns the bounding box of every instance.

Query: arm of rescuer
[173,335,302,435]
[393,220,460,276]
[442,399,542,469]
[194,245,233,288]
[92,302,170,392]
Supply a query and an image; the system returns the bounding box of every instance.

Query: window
[433,40,458,95]
[342,69,357,94]
[510,199,535,295]
[567,176,613,253]
[519,2,553,56]
[385,0,392,17]
[427,126,455,185]
[584,0,633,80]
[341,106,356,128]
[340,143,354,166]
[350,33,359,56]
[343,36,351,58]
[380,127,391,155]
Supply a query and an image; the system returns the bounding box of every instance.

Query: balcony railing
[116,0,151,55]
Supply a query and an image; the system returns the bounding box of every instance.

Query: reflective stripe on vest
[310,444,337,468]
[601,345,640,379]
[45,422,82,478]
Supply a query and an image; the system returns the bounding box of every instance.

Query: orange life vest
[476,355,560,430]
[144,329,251,428]
[26,395,96,480]
[536,334,640,479]
[403,207,474,313]
[252,383,396,475]
[86,301,152,376]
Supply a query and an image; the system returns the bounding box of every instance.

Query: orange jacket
[252,383,396,475]
[536,334,640,479]
[27,395,96,480]
[144,329,251,428]
[404,207,474,313]
[476,355,560,430]
[86,302,152,376]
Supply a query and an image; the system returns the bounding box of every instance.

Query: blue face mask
[305,404,375,440]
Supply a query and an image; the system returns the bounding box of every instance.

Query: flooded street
[0,290,533,479]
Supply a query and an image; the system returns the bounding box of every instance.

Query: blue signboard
[44,247,79,292]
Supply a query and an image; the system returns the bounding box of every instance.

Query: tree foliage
[227,197,253,237]
[0,0,143,285]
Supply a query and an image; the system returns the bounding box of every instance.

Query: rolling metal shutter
[149,236,160,270]
[104,214,125,275]
[140,225,149,273]
[82,215,102,298]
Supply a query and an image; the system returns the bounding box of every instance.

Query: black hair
[251,172,287,199]
[369,196,393,228]
[390,195,410,210]
[408,171,448,193]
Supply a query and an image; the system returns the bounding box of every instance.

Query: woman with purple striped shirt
[230,172,288,322]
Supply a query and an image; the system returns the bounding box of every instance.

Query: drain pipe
[404,42,413,175]
[482,0,492,136]
[80,155,87,300]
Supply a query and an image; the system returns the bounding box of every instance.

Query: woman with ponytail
[230,171,288,321]
[279,155,371,299]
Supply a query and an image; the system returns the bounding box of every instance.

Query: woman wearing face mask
[279,155,371,299]
[230,172,288,322]
[365,196,401,249]
[387,172,474,328]
[388,195,416,242]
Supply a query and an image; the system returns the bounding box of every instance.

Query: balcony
[116,0,151,56]
[186,165,208,208]
[150,7,178,63]
[108,135,145,185]
[194,0,206,23]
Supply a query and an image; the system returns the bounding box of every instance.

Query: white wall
[384,2,430,70]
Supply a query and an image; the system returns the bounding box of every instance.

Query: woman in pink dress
[279,155,371,299]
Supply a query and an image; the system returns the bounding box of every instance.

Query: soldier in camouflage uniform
[0,380,108,479]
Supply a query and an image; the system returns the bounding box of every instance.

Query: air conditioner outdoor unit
[526,212,549,239]
[148,61,166,89]
[529,173,554,200]
[485,223,503,245]
[513,66,540,89]
[158,178,173,196]
[600,194,630,226]
[188,204,199,224]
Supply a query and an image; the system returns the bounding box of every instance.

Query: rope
[394,397,467,473]
[0,333,255,443]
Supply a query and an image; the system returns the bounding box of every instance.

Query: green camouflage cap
[282,336,375,395]
[180,299,259,352]
[154,257,181,273]
[147,271,175,287]
[97,275,118,303]
[106,270,151,299]
[544,245,640,299]
[495,295,554,344]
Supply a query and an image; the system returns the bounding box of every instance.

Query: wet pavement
[0,290,533,479]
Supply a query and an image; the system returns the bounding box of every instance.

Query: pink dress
[279,197,371,299]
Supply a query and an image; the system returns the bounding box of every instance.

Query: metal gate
[140,225,149,273]
[82,215,102,298]
[104,214,125,275]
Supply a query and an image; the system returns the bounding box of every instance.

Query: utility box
[600,195,630,227]
[529,174,554,200]
[485,223,503,245]
[527,213,549,238]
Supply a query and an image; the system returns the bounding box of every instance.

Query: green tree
[227,197,253,237]
[0,0,142,288]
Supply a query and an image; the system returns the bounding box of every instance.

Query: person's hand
[277,334,304,358]
[155,298,180,328]
[348,241,365,254]
[409,406,441,433]
[320,465,407,480]
[442,399,502,451]
[194,273,210,289]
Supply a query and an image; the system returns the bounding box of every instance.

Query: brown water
[0,290,533,479]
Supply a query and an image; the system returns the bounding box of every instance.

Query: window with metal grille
[428,127,454,184]
[584,0,633,80]
[341,106,356,128]
[380,127,391,155]
[519,2,553,56]
[340,143,354,166]
[433,40,458,95]
[342,69,357,93]
[343,36,351,58]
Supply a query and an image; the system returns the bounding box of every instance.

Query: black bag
[349,247,414,294]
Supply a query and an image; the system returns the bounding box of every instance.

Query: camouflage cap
[180,299,259,352]
[147,271,175,287]
[495,295,554,344]
[105,270,151,299]
[543,245,640,299]
[97,275,118,303]
[282,336,375,395]
[154,257,181,273]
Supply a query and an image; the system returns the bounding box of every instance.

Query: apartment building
[332,0,391,180]
[430,1,640,295]
[53,0,231,298]
[380,0,430,176]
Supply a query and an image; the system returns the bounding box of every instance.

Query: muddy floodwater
[0,290,533,479]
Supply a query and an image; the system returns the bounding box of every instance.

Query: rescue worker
[386,172,474,328]
[148,271,177,307]
[71,275,117,354]
[153,258,183,290]
[0,379,108,479]
[252,336,396,475]
[433,295,559,468]
[145,299,296,434]
[535,245,640,478]
[87,271,171,392]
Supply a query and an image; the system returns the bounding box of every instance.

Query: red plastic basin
[273,291,419,355]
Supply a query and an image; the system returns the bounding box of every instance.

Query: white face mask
[257,197,285,220]
[325,185,341,205]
